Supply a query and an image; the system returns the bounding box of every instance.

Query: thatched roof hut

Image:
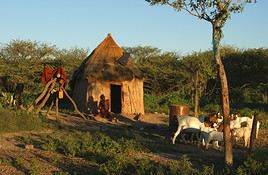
[71,34,144,114]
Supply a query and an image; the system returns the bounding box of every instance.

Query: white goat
[205,131,224,149]
[199,124,217,147]
[232,120,261,148]
[200,124,223,149]
[232,124,251,148]
[172,116,203,144]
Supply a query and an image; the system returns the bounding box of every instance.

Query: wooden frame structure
[27,77,86,120]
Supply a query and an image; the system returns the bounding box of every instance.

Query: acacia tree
[180,51,215,117]
[145,0,255,166]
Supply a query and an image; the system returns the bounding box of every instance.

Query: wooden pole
[28,78,57,112]
[55,97,59,120]
[62,88,86,120]
[35,81,56,114]
[249,112,258,152]
[46,99,54,117]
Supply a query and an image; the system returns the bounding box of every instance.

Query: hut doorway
[110,84,122,114]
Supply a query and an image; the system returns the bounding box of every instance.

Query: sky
[0,0,267,54]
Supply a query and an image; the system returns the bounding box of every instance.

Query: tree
[145,0,255,166]
[0,39,56,62]
[179,51,216,117]
[125,46,181,95]
[0,40,88,92]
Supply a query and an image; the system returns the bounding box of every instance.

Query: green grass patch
[0,109,45,133]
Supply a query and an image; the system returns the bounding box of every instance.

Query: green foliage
[42,136,60,152]
[0,39,88,93]
[61,134,81,157]
[29,159,41,175]
[180,51,216,95]
[1,39,268,115]
[236,157,268,175]
[0,109,45,133]
[239,108,254,117]
[159,92,191,107]
[135,158,165,175]
[202,103,221,114]
[18,135,33,145]
[144,92,191,113]
[38,131,142,163]
[125,46,182,95]
[0,157,14,165]
[261,120,268,129]
[99,154,214,175]
[198,165,214,175]
[23,92,39,108]
[53,172,70,175]
[144,93,160,113]
[253,147,268,162]
[169,155,198,175]
[99,154,131,175]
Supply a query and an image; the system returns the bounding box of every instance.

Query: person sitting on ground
[98,94,110,118]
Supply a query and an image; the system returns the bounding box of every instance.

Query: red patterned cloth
[41,66,67,85]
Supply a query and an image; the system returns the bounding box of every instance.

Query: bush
[144,92,191,113]
[61,134,81,157]
[169,155,198,175]
[239,108,254,117]
[99,154,131,175]
[135,158,165,175]
[236,157,268,175]
[202,103,221,114]
[144,93,160,113]
[42,136,60,152]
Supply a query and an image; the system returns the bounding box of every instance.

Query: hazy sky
[0,0,267,54]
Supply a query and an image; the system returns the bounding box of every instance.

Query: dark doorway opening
[110,84,122,114]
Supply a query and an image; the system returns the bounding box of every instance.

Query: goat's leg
[212,141,219,149]
[197,132,202,147]
[205,141,209,149]
[172,126,182,144]
[234,137,238,148]
[244,137,250,148]
[205,136,211,149]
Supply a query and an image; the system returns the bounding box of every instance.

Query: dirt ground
[0,112,267,175]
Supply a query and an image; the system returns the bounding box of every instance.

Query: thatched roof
[71,34,143,85]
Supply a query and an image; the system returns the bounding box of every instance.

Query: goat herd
[171,113,262,150]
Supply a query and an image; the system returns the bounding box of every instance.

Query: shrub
[169,155,197,175]
[42,136,60,152]
[61,134,81,157]
[198,165,214,175]
[144,93,159,113]
[135,158,165,175]
[23,92,39,108]
[79,132,94,154]
[239,108,254,117]
[144,92,191,113]
[53,172,70,175]
[99,154,130,175]
[236,157,268,175]
[202,103,221,114]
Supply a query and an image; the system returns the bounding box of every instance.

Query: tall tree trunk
[212,24,233,167]
[194,71,199,117]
